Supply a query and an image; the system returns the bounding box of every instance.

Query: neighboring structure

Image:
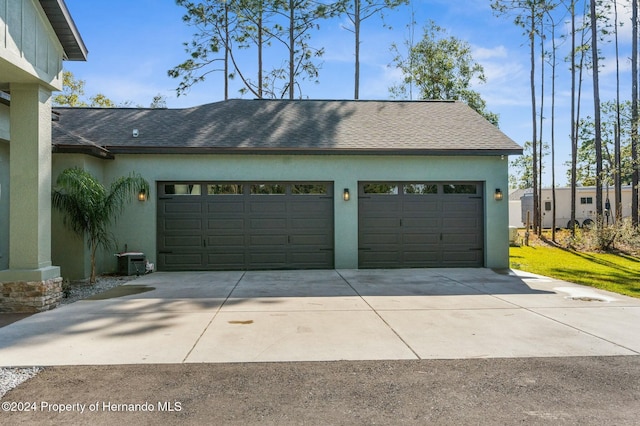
[50,99,522,279]
[520,186,636,229]
[0,0,87,312]
[508,188,527,228]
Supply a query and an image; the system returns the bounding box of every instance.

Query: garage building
[50,99,522,279]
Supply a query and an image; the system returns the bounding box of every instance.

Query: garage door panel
[359,251,402,268]
[359,199,400,215]
[205,235,245,246]
[163,235,202,248]
[402,218,441,229]
[249,234,287,245]
[361,217,399,229]
[402,210,441,219]
[207,253,245,268]
[444,210,482,220]
[442,216,481,228]
[163,202,202,215]
[289,234,332,245]
[444,233,482,244]
[206,200,245,214]
[441,251,483,266]
[403,252,440,266]
[207,218,244,231]
[452,208,482,217]
[291,218,332,230]
[403,233,439,244]
[403,200,439,214]
[249,218,288,230]
[443,200,481,212]
[163,218,202,231]
[250,200,287,214]
[161,253,204,268]
[249,252,287,267]
[360,233,400,245]
[290,200,332,213]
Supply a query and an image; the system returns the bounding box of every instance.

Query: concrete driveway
[1,268,639,366]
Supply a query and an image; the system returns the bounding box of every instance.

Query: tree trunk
[570,0,577,234]
[614,0,622,222]
[90,241,98,284]
[590,0,603,223]
[354,0,361,99]
[530,9,539,236]
[258,10,263,98]
[549,11,557,241]
[224,2,229,100]
[289,0,295,99]
[633,0,639,226]
[538,16,545,235]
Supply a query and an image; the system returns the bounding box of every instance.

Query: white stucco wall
[53,152,510,278]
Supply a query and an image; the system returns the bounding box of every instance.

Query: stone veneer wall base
[0,278,63,313]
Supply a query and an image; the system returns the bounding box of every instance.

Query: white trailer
[520,186,636,229]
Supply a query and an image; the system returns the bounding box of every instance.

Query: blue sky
[62,0,634,187]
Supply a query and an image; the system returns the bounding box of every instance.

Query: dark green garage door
[358,182,484,268]
[157,182,334,271]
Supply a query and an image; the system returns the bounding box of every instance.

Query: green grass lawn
[509,245,640,298]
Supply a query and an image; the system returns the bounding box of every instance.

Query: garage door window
[292,184,328,195]
[443,184,477,194]
[363,183,399,194]
[208,184,243,195]
[164,183,201,195]
[251,184,286,195]
[404,184,438,194]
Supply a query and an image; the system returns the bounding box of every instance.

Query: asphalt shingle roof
[52,99,522,156]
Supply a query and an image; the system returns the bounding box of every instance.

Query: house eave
[52,144,114,159]
[103,146,524,156]
[39,0,88,61]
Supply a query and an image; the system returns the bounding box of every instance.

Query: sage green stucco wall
[1,104,10,270]
[0,140,8,270]
[0,103,8,141]
[58,153,510,275]
[51,154,108,280]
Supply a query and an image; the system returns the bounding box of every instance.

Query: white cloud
[472,45,509,60]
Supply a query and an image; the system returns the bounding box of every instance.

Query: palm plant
[52,168,149,283]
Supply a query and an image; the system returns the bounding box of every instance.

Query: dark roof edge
[250,98,458,103]
[52,144,114,159]
[39,0,88,61]
[104,147,524,156]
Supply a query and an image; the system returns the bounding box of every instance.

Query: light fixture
[494,188,503,201]
[343,188,350,201]
[138,189,147,202]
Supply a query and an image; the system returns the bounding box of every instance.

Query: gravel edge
[59,275,139,305]
[0,367,42,399]
[1,275,139,399]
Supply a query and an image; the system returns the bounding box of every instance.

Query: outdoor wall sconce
[138,189,147,202]
[494,188,503,201]
[343,188,350,201]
